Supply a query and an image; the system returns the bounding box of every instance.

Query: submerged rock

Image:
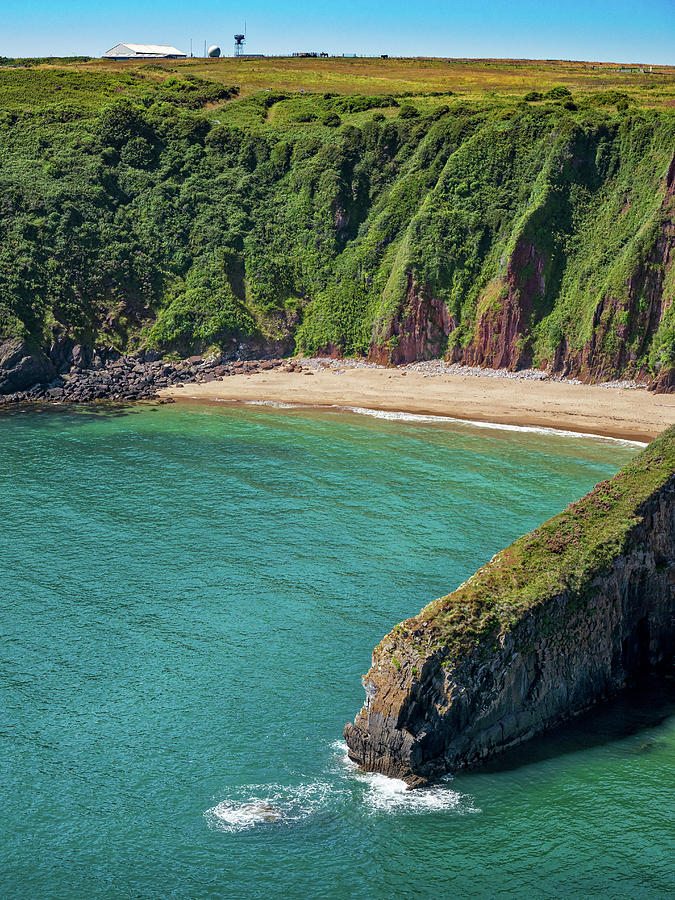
[240,803,283,823]
[345,427,675,785]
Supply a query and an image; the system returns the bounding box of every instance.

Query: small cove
[1,402,672,899]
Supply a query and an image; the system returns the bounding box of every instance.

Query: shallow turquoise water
[1,403,673,899]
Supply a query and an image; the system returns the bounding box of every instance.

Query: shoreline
[159,360,675,444]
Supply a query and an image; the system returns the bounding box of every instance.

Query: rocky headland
[344,427,675,786]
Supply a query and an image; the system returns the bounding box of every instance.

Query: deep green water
[1,403,673,899]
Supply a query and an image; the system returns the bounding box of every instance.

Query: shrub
[544,85,572,100]
[149,257,255,350]
[590,90,631,107]
[334,95,398,113]
[523,91,543,102]
[120,136,154,168]
[321,111,342,127]
[399,103,419,119]
[430,104,451,120]
[98,99,150,147]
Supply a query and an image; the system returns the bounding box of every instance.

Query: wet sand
[159,365,675,443]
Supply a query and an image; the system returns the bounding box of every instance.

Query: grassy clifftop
[0,59,673,383]
[5,55,675,107]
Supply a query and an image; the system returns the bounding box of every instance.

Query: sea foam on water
[332,740,479,815]
[204,782,333,833]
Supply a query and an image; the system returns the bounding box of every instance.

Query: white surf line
[204,397,648,446]
[342,406,649,446]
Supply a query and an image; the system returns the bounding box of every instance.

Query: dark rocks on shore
[0,339,56,395]
[0,338,289,407]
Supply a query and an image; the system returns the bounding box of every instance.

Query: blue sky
[2,0,674,64]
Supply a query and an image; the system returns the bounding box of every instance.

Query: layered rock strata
[345,427,675,785]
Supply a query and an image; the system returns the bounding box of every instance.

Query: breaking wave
[331,740,479,816]
[205,744,478,833]
[342,406,647,446]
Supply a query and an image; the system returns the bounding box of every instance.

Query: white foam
[204,801,280,831]
[331,739,479,815]
[241,399,306,409]
[204,781,331,833]
[220,398,646,446]
[341,406,647,446]
[359,771,474,813]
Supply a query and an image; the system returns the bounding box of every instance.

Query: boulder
[71,344,91,370]
[0,340,56,395]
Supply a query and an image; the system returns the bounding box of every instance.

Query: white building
[103,43,187,60]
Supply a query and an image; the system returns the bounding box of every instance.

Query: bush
[399,103,419,119]
[120,136,154,168]
[149,257,255,350]
[545,85,572,100]
[523,91,543,102]
[590,90,631,107]
[333,95,398,113]
[430,104,451,120]
[321,111,342,127]
[98,99,151,147]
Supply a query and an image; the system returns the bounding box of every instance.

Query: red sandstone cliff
[367,154,675,392]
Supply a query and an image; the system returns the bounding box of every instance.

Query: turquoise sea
[1,402,673,899]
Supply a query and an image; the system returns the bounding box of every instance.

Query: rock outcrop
[0,348,290,406]
[0,340,56,395]
[344,427,675,786]
[368,275,456,365]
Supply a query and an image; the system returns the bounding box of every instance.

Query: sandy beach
[159,360,675,443]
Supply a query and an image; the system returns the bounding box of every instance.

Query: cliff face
[366,138,675,392]
[551,155,675,390]
[2,84,673,389]
[344,427,675,786]
[368,275,456,365]
[461,238,546,371]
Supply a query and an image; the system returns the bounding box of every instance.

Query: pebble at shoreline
[298,357,647,390]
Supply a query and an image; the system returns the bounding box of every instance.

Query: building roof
[103,43,186,59]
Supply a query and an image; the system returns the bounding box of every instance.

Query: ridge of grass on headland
[395,426,675,659]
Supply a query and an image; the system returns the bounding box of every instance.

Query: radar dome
[208,45,221,58]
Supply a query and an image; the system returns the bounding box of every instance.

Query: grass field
[2,55,675,110]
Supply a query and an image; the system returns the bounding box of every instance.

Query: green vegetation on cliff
[0,59,673,383]
[397,426,675,660]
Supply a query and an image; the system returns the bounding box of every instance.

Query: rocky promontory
[0,337,295,406]
[345,427,675,785]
